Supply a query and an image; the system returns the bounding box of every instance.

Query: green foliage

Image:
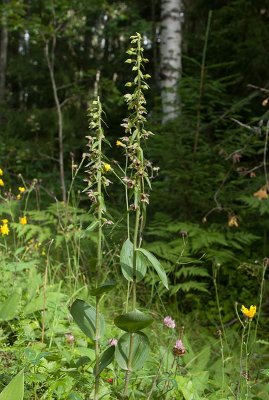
[70,299,105,341]
[0,370,24,400]
[114,310,153,332]
[115,332,150,371]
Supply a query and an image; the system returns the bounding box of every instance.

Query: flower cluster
[0,215,28,237]
[108,338,118,346]
[116,33,157,212]
[84,99,112,205]
[163,315,176,329]
[17,186,26,200]
[173,339,186,357]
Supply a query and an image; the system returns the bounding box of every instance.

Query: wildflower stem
[94,97,104,400]
[125,154,130,240]
[213,265,228,345]
[245,321,252,400]
[253,258,267,345]
[94,297,100,400]
[219,330,225,397]
[124,32,144,397]
[238,322,246,399]
[124,332,135,396]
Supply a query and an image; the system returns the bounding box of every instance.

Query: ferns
[145,217,259,298]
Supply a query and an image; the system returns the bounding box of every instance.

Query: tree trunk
[160,0,183,123]
[45,39,67,203]
[0,0,9,105]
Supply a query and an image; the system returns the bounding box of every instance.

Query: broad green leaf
[24,291,67,315]
[5,260,38,272]
[93,346,115,376]
[115,332,150,371]
[120,239,147,282]
[70,299,105,341]
[0,369,24,400]
[86,220,98,232]
[90,281,116,297]
[67,394,83,400]
[0,291,21,321]
[114,310,153,332]
[67,392,83,400]
[176,376,197,400]
[137,248,169,289]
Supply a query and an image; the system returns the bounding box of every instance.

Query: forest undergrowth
[0,33,269,400]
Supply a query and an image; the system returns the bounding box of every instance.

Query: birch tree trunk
[0,0,9,105]
[160,0,183,123]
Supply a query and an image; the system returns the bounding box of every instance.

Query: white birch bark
[160,0,183,123]
[0,0,9,104]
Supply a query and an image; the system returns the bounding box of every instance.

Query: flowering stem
[238,322,246,399]
[219,330,225,397]
[253,258,267,346]
[124,32,145,397]
[213,265,228,346]
[94,296,101,400]
[244,321,252,400]
[93,98,104,400]
[125,154,130,240]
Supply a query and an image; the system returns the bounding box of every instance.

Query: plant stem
[45,36,66,203]
[254,258,268,345]
[238,322,246,399]
[244,321,251,400]
[94,98,103,400]
[213,265,228,346]
[94,296,100,400]
[193,10,212,155]
[124,33,144,397]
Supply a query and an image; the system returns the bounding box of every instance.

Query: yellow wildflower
[2,219,8,224]
[17,194,21,200]
[0,224,9,236]
[19,216,27,225]
[253,189,268,200]
[103,163,111,172]
[116,140,125,147]
[241,305,257,319]
[228,215,239,227]
[0,179,4,187]
[0,168,3,176]
[18,187,26,193]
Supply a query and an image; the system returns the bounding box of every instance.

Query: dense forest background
[1,0,269,316]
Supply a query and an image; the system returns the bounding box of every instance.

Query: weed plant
[0,34,269,400]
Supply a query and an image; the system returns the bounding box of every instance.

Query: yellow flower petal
[253,189,268,200]
[241,304,257,319]
[228,215,239,227]
[116,140,125,147]
[2,219,8,224]
[0,179,4,187]
[0,224,9,236]
[19,216,27,225]
[18,187,26,193]
[103,163,111,172]
[0,168,3,176]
